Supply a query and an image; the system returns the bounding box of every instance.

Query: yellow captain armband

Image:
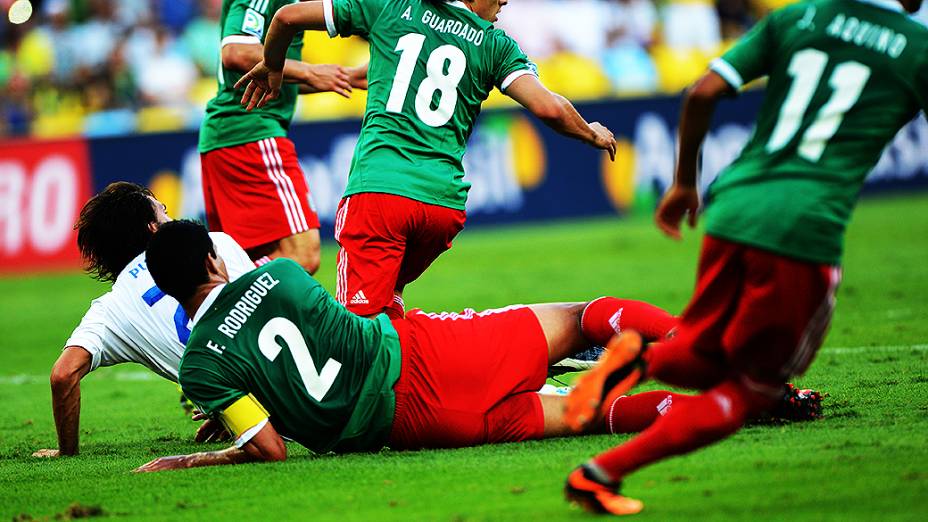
[220,394,270,448]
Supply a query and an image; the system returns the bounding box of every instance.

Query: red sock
[581,297,678,343]
[592,381,758,481]
[602,391,694,434]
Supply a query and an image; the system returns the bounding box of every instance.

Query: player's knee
[280,241,321,274]
[295,247,321,274]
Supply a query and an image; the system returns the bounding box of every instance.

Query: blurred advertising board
[0,138,92,273]
[2,91,927,273]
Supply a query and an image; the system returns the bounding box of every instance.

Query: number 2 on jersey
[767,49,871,162]
[258,317,341,402]
[386,33,467,127]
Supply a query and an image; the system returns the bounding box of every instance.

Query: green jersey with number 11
[324,0,537,210]
[179,259,402,453]
[704,0,928,265]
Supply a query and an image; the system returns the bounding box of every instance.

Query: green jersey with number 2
[704,0,928,265]
[179,259,402,453]
[324,0,537,210]
[199,0,304,153]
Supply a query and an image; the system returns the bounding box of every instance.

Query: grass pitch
[1,194,927,521]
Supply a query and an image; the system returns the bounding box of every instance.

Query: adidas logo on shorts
[350,290,369,305]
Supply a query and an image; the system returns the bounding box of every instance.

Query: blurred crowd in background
[1,0,926,139]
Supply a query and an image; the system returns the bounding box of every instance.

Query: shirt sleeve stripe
[221,34,262,48]
[710,58,744,90]
[500,69,537,91]
[323,0,337,38]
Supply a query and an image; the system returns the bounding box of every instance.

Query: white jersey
[64,232,255,382]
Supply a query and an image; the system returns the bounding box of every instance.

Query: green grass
[1,194,927,521]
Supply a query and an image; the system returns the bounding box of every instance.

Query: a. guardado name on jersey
[401,6,486,47]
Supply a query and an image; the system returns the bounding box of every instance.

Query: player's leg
[564,236,743,431]
[392,200,467,318]
[566,239,840,514]
[334,193,410,318]
[537,390,697,438]
[246,229,321,274]
[198,138,320,270]
[527,299,678,366]
[245,137,321,273]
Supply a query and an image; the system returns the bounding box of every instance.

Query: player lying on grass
[33,183,257,458]
[235,0,618,321]
[32,183,685,457]
[561,0,928,515]
[134,221,820,472]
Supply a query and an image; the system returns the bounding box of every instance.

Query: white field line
[1,344,926,386]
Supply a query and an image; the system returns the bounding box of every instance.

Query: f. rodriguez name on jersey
[407,5,485,46]
[216,272,280,341]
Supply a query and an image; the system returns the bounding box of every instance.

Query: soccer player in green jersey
[131,220,702,470]
[562,0,928,514]
[235,0,618,320]
[199,0,360,275]
[133,221,821,472]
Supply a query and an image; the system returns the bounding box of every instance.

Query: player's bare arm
[33,347,92,457]
[346,62,369,90]
[221,41,351,98]
[505,74,617,161]
[656,71,731,240]
[136,419,286,472]
[235,1,328,110]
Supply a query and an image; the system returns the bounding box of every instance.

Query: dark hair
[75,182,157,283]
[146,220,215,303]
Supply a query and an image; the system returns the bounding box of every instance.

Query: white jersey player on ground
[33,182,256,458]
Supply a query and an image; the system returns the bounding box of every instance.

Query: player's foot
[564,332,644,432]
[548,346,605,377]
[564,464,643,516]
[751,383,825,424]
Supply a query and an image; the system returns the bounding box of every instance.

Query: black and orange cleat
[565,464,643,516]
[770,383,825,422]
[564,331,644,432]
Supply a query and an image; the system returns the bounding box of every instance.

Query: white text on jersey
[420,10,485,47]
[826,14,908,59]
[217,273,280,340]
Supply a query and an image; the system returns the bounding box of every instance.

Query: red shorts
[660,235,841,395]
[388,306,548,450]
[334,193,466,317]
[200,137,320,250]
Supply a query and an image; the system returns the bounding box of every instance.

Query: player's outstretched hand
[590,122,617,161]
[135,455,190,473]
[234,60,283,111]
[32,449,60,458]
[303,64,352,98]
[655,184,700,240]
[195,418,231,443]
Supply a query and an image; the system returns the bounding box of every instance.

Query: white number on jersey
[386,33,467,127]
[767,48,871,162]
[258,317,342,402]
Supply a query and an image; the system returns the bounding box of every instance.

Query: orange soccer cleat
[563,331,644,432]
[564,464,643,516]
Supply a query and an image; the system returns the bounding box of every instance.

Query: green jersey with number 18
[179,259,402,453]
[198,0,304,154]
[323,0,537,210]
[704,0,928,265]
